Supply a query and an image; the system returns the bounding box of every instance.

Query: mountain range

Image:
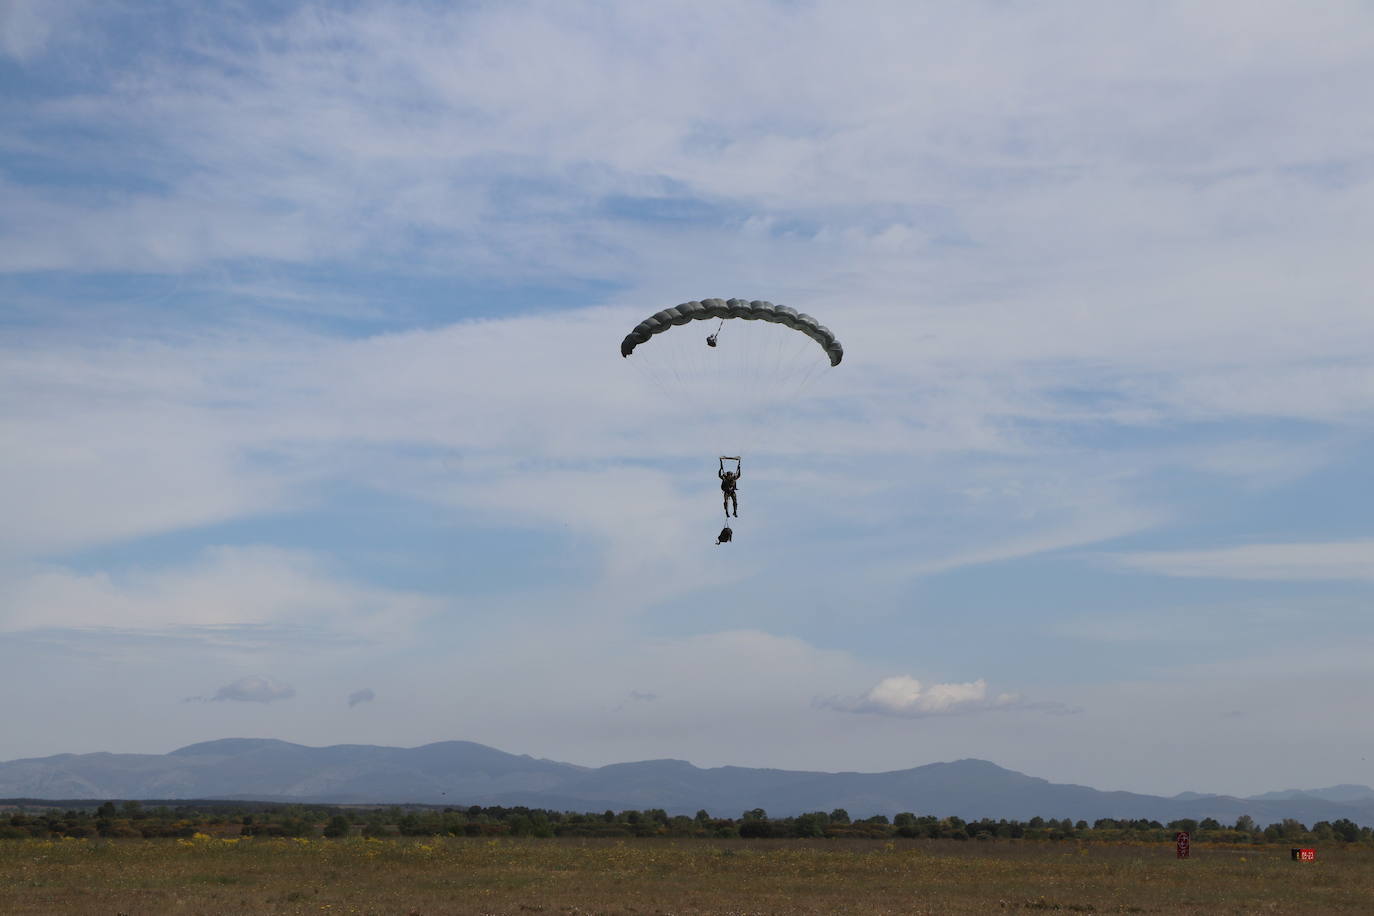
[3,738,1372,827]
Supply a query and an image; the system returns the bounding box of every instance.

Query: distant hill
[1245,784,1374,804]
[3,739,1372,827]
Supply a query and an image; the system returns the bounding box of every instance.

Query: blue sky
[3,0,1374,796]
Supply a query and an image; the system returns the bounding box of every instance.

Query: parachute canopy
[620,298,843,367]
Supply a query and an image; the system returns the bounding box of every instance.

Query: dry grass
[0,835,1367,914]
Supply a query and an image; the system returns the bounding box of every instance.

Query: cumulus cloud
[347,688,375,708]
[824,675,1031,718]
[211,676,295,703]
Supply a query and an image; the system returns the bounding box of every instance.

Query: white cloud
[0,338,297,556]
[2,300,1170,603]
[5,1,1373,477]
[6,2,1372,325]
[208,676,295,704]
[866,675,992,713]
[824,675,1031,719]
[895,498,1164,580]
[0,0,74,62]
[0,545,442,637]
[1108,540,1374,582]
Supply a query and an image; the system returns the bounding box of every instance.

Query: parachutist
[715,525,733,545]
[719,456,740,518]
[619,300,843,543]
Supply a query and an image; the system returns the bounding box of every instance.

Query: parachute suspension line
[698,321,711,392]
[672,318,689,388]
[792,351,828,399]
[640,361,673,402]
[618,300,844,459]
[739,314,752,391]
[726,318,752,455]
[669,323,687,388]
[752,315,763,390]
[626,338,675,415]
[769,321,791,398]
[759,321,776,453]
[629,338,674,404]
[769,319,787,401]
[754,320,769,399]
[697,317,713,389]
[759,319,769,392]
[780,331,817,402]
[690,322,712,403]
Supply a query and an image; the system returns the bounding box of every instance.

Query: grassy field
[1,835,1368,914]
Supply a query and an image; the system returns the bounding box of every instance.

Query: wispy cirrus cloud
[0,546,442,640]
[0,0,80,63]
[1108,540,1374,582]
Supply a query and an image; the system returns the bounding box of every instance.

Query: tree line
[1,800,1368,845]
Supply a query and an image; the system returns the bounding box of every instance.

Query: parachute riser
[706,317,725,348]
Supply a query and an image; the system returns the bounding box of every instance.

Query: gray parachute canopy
[620,298,843,366]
